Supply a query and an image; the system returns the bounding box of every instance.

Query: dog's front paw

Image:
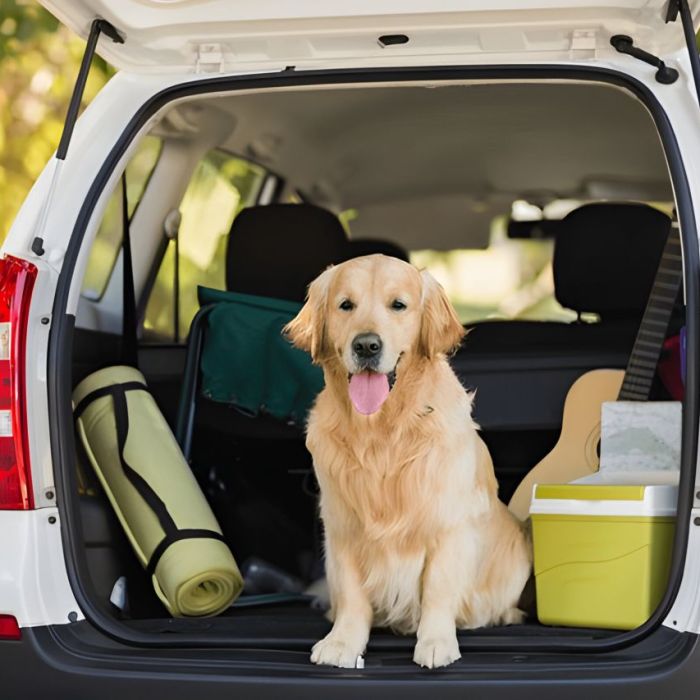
[311,635,364,668]
[413,636,461,669]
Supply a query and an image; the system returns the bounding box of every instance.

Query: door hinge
[610,35,679,84]
[195,43,225,74]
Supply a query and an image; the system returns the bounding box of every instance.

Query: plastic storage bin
[530,471,677,630]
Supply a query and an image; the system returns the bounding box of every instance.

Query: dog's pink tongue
[348,371,390,415]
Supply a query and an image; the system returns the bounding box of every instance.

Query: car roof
[161,81,669,250]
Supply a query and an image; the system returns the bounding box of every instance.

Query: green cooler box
[530,472,677,630]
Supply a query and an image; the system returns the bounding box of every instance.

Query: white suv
[2,1,700,697]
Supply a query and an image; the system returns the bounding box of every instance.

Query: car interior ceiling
[71,79,682,642]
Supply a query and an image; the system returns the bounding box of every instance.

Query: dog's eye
[339,299,355,311]
[391,299,407,311]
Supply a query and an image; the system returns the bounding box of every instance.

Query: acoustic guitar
[508,224,683,521]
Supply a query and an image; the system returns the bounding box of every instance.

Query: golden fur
[285,254,532,669]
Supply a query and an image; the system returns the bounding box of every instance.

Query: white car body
[1,0,700,675]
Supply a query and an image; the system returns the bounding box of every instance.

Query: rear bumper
[3,622,698,699]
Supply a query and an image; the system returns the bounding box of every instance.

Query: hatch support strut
[57,19,124,160]
[31,18,123,258]
[666,0,700,107]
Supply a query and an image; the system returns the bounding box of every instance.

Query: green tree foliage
[0,0,113,242]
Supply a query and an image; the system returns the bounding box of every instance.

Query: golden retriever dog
[284,254,532,669]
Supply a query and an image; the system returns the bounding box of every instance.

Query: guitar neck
[618,224,682,402]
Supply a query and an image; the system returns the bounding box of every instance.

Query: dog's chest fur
[315,421,481,633]
[316,429,435,630]
[317,417,448,540]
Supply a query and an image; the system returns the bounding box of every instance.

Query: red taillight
[0,614,21,641]
[0,256,37,510]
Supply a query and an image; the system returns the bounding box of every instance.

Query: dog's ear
[418,269,465,359]
[283,266,335,362]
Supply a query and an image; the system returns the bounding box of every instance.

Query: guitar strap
[617,222,683,401]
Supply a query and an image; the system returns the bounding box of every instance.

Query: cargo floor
[125,602,618,650]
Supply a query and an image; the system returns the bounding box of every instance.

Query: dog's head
[284,254,464,415]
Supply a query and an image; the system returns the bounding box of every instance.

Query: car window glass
[81,135,162,300]
[143,151,266,342]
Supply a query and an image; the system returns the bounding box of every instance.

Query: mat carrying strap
[74,381,226,577]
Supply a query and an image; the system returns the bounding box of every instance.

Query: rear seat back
[344,237,410,262]
[553,202,669,323]
[455,202,673,432]
[226,203,348,302]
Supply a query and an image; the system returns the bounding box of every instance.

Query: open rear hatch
[39,0,700,73]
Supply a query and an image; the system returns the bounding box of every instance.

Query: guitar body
[508,369,624,521]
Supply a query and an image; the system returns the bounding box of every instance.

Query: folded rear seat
[455,202,674,431]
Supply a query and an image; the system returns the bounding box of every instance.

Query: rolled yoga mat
[73,366,243,617]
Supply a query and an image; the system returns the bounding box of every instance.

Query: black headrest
[226,204,348,302]
[344,238,410,262]
[345,238,410,262]
[553,203,671,318]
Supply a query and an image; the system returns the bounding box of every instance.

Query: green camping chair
[175,286,324,460]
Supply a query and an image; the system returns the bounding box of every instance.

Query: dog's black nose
[353,333,383,359]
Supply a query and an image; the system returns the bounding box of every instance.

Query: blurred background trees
[0,0,113,242]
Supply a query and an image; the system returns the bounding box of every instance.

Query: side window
[143,151,267,342]
[81,136,162,300]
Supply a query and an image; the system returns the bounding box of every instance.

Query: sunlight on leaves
[0,0,114,242]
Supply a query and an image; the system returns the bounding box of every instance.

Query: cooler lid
[530,471,678,517]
